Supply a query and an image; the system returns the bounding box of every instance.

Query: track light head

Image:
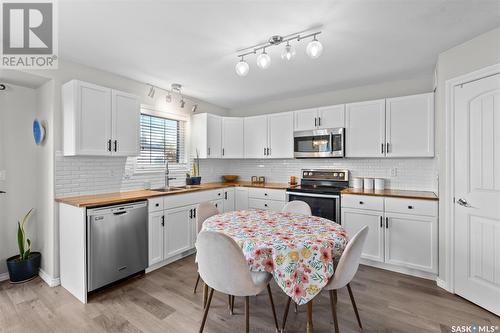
[147,85,155,98]
[165,92,172,103]
[180,98,185,108]
[191,104,198,113]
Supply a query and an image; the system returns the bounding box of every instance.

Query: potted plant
[191,149,201,185]
[6,209,41,283]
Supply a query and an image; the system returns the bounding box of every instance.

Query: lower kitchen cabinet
[341,208,384,262]
[384,213,437,273]
[148,210,165,266]
[341,195,438,277]
[211,199,224,212]
[223,188,235,212]
[235,187,249,210]
[164,205,195,259]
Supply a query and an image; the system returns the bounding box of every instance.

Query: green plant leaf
[17,222,24,259]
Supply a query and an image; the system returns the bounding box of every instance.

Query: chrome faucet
[164,160,176,189]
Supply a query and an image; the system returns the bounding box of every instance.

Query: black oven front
[286,191,340,223]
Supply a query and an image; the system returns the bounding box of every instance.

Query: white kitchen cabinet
[244,112,293,159]
[235,187,249,210]
[62,80,139,156]
[385,93,434,157]
[222,117,244,158]
[268,112,294,158]
[148,211,164,266]
[111,90,140,156]
[384,213,437,273]
[223,188,235,212]
[294,105,345,131]
[345,99,386,157]
[247,188,286,212]
[164,205,194,258]
[341,208,384,262]
[211,199,224,212]
[244,115,268,158]
[191,113,222,158]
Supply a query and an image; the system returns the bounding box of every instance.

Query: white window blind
[137,114,186,171]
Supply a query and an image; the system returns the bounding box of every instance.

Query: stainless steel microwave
[294,128,345,158]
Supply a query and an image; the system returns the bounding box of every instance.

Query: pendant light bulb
[256,49,271,69]
[306,35,323,59]
[281,42,296,61]
[235,57,249,76]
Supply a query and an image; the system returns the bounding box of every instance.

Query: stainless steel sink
[151,185,200,192]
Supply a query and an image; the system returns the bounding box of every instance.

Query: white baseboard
[360,259,437,281]
[39,269,60,287]
[436,277,452,292]
[0,272,9,282]
[146,248,196,274]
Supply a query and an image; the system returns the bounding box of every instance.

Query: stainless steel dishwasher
[87,201,148,292]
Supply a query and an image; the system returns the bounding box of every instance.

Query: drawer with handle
[248,198,285,212]
[148,197,164,212]
[385,197,437,217]
[341,195,384,211]
[248,188,286,201]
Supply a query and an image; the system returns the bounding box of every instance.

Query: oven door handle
[286,191,340,199]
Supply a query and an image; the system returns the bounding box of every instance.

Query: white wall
[435,26,500,286]
[0,84,39,276]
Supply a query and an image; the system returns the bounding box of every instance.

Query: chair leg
[194,273,201,293]
[294,303,298,313]
[199,288,214,333]
[266,284,280,332]
[245,296,250,333]
[306,300,314,333]
[231,295,235,314]
[347,283,363,329]
[228,295,234,315]
[329,290,339,333]
[203,283,208,308]
[281,297,292,331]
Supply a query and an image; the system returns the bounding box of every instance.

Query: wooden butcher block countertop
[56,181,292,208]
[341,188,438,201]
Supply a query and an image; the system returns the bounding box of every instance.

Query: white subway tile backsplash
[55,151,437,198]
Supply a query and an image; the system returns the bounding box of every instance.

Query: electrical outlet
[390,168,398,177]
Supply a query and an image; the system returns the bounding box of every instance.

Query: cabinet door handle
[155,203,159,207]
[359,201,364,205]
[386,142,390,153]
[225,192,227,200]
[385,217,389,228]
[264,203,268,207]
[264,147,267,156]
[408,205,413,209]
[318,117,321,127]
[107,139,112,152]
[161,215,165,227]
[193,208,197,218]
[208,147,210,156]
[380,216,383,228]
[189,209,193,219]
[381,143,385,154]
[268,147,271,156]
[314,117,317,127]
[222,148,225,156]
[114,140,117,152]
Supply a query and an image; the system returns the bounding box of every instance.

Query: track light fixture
[146,83,196,110]
[234,30,322,76]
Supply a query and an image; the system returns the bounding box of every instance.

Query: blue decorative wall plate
[33,119,45,145]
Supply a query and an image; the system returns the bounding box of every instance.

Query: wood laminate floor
[0,255,498,333]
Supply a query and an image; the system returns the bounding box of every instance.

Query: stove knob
[339,172,344,178]
[333,173,338,177]
[308,172,313,176]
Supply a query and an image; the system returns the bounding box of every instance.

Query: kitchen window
[137,113,186,171]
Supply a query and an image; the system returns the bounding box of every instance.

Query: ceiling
[58,1,500,109]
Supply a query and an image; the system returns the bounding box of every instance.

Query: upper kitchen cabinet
[294,104,345,131]
[222,117,244,158]
[191,113,222,158]
[385,93,434,157]
[244,112,293,159]
[345,99,386,157]
[62,80,140,156]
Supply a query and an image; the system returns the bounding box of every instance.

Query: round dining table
[202,209,349,332]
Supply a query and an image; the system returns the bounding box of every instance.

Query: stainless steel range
[286,169,349,223]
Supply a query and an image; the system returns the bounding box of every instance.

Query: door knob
[457,198,471,207]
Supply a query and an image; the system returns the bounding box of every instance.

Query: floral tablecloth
[202,209,349,305]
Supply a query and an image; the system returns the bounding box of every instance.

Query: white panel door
[341,208,384,262]
[222,117,244,158]
[111,90,140,156]
[318,104,345,129]
[148,211,164,266]
[268,112,294,158]
[223,188,235,212]
[235,187,249,210]
[207,114,222,158]
[384,213,437,273]
[385,93,434,157]
[77,82,112,155]
[164,206,192,258]
[244,115,268,158]
[294,108,318,131]
[454,73,500,315]
[345,99,386,157]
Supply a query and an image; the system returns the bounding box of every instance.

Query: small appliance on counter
[286,169,349,223]
[374,178,385,190]
[352,177,363,189]
[222,175,238,183]
[251,176,266,184]
[363,178,374,190]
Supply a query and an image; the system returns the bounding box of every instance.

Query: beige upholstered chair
[193,201,220,294]
[196,230,279,333]
[281,226,369,333]
[282,200,312,215]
